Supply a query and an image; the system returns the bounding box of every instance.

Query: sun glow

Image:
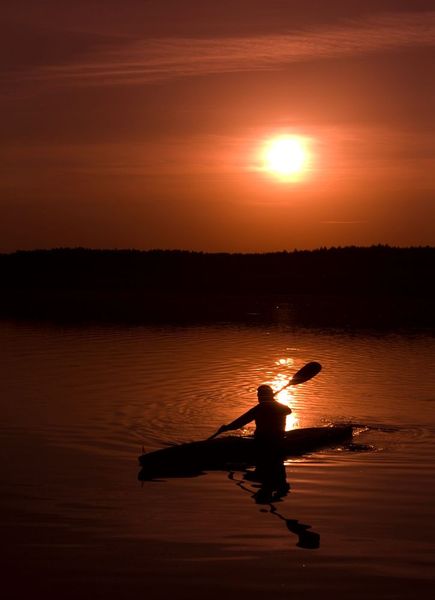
[276,390,299,431]
[261,135,311,181]
[270,367,300,431]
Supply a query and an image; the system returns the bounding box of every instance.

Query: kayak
[138,425,353,479]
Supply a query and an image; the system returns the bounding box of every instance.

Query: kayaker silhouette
[210,362,321,442]
[138,363,322,483]
[214,384,291,497]
[214,384,291,439]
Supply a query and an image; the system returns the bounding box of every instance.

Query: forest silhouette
[0,246,433,330]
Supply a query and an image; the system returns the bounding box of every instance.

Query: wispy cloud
[320,221,368,225]
[25,11,435,87]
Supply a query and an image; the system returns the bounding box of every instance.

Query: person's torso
[253,401,289,438]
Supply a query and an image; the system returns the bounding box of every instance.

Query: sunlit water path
[1,322,434,599]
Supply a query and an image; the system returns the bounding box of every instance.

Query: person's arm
[217,406,257,434]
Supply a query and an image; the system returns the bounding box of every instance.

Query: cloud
[320,221,368,225]
[25,11,435,87]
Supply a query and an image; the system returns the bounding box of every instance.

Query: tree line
[0,246,433,329]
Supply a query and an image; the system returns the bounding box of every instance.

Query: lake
[1,321,434,599]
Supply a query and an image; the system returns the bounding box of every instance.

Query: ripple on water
[1,324,434,463]
[1,322,435,597]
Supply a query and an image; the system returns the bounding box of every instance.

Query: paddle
[272,361,322,396]
[208,361,322,440]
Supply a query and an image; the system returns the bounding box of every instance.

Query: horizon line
[2,244,434,256]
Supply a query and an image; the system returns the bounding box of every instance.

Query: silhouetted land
[0,246,433,330]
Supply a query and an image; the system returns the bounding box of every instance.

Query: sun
[261,135,311,181]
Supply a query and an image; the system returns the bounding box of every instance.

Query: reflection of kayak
[138,425,353,479]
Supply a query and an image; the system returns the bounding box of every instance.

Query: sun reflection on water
[265,362,300,431]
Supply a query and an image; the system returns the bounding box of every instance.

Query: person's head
[257,384,274,403]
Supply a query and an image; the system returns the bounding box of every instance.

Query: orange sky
[1,1,434,251]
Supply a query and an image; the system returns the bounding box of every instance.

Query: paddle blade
[290,361,322,386]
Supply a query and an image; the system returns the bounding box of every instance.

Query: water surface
[1,322,434,599]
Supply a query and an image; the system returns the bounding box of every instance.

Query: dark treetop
[0,246,433,330]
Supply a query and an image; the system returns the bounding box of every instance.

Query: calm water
[1,322,434,599]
